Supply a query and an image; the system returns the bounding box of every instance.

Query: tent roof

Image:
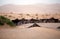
[28,23,40,28]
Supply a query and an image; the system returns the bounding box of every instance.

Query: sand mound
[0,26,60,39]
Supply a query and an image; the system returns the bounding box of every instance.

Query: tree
[0,16,15,26]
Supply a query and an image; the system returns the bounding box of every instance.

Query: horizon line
[0,3,60,6]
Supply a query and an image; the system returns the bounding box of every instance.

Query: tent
[28,23,40,28]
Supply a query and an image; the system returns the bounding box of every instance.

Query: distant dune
[0,4,60,14]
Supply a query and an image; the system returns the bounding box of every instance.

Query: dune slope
[0,26,60,39]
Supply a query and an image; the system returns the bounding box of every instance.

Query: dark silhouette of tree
[12,18,20,25]
[30,18,36,23]
[57,26,60,29]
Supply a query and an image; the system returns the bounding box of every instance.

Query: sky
[0,0,60,5]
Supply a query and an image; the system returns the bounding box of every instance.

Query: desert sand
[0,23,60,39]
[0,3,60,39]
[0,13,60,20]
[0,11,60,39]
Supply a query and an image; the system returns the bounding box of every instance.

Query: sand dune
[0,3,60,39]
[0,4,60,14]
[0,23,60,39]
